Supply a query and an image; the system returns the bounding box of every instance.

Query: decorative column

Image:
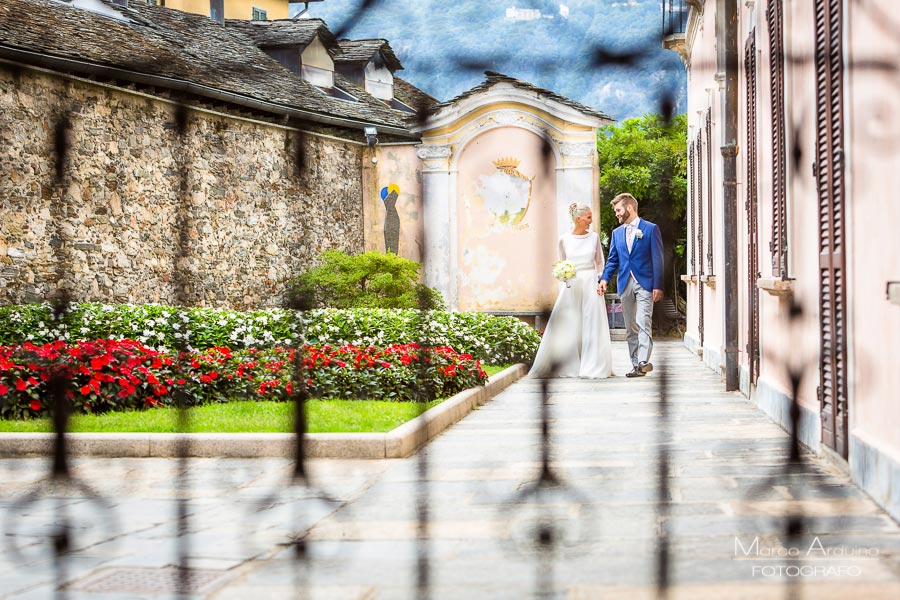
[416,144,457,309]
[556,141,598,237]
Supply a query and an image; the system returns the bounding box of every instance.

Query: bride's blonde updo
[568,203,591,222]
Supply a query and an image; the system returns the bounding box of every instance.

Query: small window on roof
[391,98,416,114]
[311,86,359,103]
[302,65,334,89]
[332,87,358,102]
[252,7,267,21]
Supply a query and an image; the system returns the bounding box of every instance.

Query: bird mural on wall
[381,184,401,254]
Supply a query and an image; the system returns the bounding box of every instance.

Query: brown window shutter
[745,31,761,384]
[689,142,697,275]
[705,110,715,275]
[767,0,788,278]
[815,0,848,458]
[695,136,705,347]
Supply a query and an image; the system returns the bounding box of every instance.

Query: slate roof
[336,39,403,72]
[0,0,417,135]
[393,77,439,115]
[435,71,613,122]
[225,18,338,52]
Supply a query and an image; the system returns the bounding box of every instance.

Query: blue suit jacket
[600,219,665,294]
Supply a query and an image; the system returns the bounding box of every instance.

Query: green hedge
[0,303,540,364]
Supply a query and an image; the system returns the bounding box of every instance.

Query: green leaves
[596,113,688,230]
[596,113,689,296]
[0,303,541,364]
[287,250,445,310]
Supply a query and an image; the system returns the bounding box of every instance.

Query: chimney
[210,0,225,24]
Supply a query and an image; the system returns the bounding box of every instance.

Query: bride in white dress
[529,203,613,378]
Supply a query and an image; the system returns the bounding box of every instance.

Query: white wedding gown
[529,232,613,378]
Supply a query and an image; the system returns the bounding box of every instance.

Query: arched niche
[455,126,559,311]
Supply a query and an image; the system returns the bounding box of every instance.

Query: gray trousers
[620,276,654,368]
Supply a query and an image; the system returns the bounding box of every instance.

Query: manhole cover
[67,567,233,594]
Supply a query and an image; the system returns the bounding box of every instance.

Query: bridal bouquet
[552,260,577,288]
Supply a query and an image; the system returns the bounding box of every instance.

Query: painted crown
[493,157,521,170]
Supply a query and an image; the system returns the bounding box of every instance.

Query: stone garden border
[0,365,527,460]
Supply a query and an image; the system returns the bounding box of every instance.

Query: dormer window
[53,0,130,21]
[251,7,267,21]
[364,53,393,101]
[300,34,335,88]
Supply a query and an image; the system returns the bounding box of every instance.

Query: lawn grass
[483,364,511,377]
[0,364,517,434]
[0,399,442,434]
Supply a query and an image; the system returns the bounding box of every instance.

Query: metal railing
[4,0,899,598]
[662,0,690,37]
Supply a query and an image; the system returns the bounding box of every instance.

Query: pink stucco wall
[687,0,900,461]
[455,126,559,311]
[363,144,422,264]
[846,1,900,454]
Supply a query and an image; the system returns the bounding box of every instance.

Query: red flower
[29,399,42,411]
[80,384,92,395]
[0,383,7,395]
[15,379,27,391]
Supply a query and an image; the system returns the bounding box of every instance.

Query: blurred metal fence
[1,0,897,598]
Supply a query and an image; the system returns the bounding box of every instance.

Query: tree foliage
[596,113,688,299]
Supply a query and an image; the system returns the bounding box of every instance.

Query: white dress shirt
[625,217,642,253]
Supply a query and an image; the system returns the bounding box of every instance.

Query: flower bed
[0,339,487,420]
[0,303,540,364]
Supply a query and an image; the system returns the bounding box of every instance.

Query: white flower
[552,260,577,282]
[635,229,644,239]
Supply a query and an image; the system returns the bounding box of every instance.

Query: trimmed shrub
[287,249,445,310]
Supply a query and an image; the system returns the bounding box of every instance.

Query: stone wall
[0,65,365,308]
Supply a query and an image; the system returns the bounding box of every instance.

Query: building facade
[154,0,289,21]
[667,0,900,521]
[1,0,611,317]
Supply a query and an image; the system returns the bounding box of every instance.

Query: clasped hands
[596,280,663,302]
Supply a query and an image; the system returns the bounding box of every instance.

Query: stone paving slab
[1,341,898,599]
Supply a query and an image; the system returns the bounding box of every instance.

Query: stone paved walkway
[1,341,899,599]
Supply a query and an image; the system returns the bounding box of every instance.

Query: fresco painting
[476,157,534,227]
[456,126,558,312]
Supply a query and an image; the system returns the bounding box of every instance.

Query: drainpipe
[719,0,740,391]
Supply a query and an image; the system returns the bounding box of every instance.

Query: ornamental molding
[416,145,452,160]
[491,110,522,126]
[558,142,595,157]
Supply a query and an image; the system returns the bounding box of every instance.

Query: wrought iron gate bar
[3,1,895,596]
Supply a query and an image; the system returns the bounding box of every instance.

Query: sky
[289,0,687,120]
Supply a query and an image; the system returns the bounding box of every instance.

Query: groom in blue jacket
[597,193,665,377]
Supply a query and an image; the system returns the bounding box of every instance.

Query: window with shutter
[745,31,761,384]
[767,0,789,278]
[695,135,705,347]
[815,0,848,458]
[705,109,715,276]
[689,141,697,276]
